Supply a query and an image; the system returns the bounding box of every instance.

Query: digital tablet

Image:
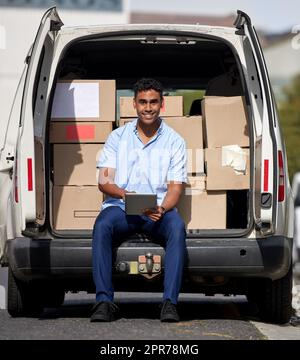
[125,193,157,215]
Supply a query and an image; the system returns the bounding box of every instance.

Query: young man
[91,78,187,322]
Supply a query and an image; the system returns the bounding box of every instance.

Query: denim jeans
[92,206,186,304]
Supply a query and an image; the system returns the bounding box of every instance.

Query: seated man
[91,78,187,323]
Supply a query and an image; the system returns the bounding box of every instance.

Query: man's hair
[133,78,163,100]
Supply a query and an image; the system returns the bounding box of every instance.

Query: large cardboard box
[50,122,112,143]
[177,190,226,229]
[165,116,204,174]
[202,96,249,148]
[53,186,102,230]
[205,147,250,190]
[51,80,116,122]
[119,96,183,118]
[118,116,204,173]
[53,144,103,185]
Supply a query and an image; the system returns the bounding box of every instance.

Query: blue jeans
[92,206,186,304]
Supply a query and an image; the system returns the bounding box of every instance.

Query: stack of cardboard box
[50,90,250,231]
[201,96,250,228]
[202,96,250,190]
[51,80,116,230]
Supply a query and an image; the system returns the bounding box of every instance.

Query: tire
[7,267,43,317]
[248,265,293,324]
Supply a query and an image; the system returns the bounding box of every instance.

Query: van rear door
[0,7,63,262]
[235,10,278,234]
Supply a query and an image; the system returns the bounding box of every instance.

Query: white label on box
[51,82,100,118]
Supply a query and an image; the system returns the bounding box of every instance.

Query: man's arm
[98,167,126,200]
[161,181,184,212]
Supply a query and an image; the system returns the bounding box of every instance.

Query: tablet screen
[125,193,157,215]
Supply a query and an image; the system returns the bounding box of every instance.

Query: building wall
[0,2,129,148]
[263,37,300,101]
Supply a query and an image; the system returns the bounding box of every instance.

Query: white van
[0,8,294,323]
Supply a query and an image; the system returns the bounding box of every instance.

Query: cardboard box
[53,186,102,230]
[177,190,226,229]
[51,80,116,122]
[184,175,206,195]
[205,147,250,190]
[164,116,203,149]
[119,96,183,118]
[119,116,204,173]
[165,116,204,174]
[202,96,249,148]
[50,122,112,143]
[118,118,132,127]
[53,144,103,185]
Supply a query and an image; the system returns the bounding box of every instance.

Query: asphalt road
[0,293,266,340]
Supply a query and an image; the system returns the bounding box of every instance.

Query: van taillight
[27,158,33,191]
[278,150,285,202]
[14,154,18,203]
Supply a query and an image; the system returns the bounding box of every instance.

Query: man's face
[133,89,164,126]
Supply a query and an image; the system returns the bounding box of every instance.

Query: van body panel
[0,69,27,262]
[0,7,62,263]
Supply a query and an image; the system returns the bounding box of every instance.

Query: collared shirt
[97,118,187,211]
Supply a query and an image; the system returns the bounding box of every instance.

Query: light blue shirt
[97,118,187,211]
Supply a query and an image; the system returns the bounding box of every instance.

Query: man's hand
[143,206,166,221]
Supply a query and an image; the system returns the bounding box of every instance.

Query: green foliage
[278,74,300,182]
[169,90,205,115]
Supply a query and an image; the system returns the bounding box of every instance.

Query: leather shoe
[90,301,119,322]
[160,299,180,322]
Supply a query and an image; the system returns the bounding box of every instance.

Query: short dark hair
[133,78,163,100]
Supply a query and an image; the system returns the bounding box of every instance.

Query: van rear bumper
[8,235,292,283]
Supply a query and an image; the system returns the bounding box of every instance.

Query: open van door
[0,7,63,262]
[235,10,278,235]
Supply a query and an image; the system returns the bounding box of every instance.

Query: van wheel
[7,267,43,317]
[249,265,293,324]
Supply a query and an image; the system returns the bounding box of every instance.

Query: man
[91,78,187,323]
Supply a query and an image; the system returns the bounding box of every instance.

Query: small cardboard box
[53,144,103,185]
[164,116,203,149]
[53,186,102,230]
[205,147,250,190]
[51,80,116,122]
[119,96,183,117]
[184,175,206,195]
[177,190,226,229]
[118,118,132,127]
[50,122,112,143]
[202,96,249,148]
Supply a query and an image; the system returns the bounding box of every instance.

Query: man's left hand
[143,206,166,221]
